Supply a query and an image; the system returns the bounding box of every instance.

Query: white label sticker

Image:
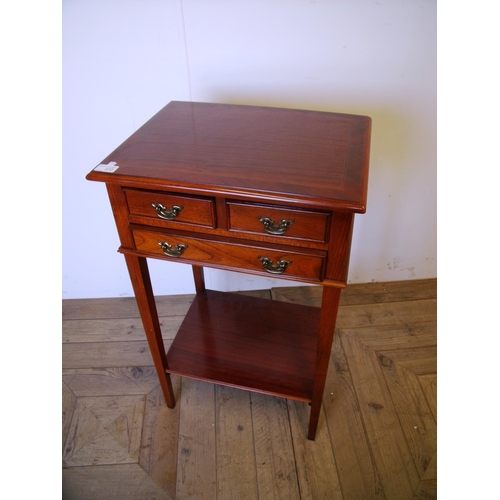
[94,161,119,173]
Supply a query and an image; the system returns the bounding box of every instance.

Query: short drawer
[132,229,326,282]
[124,189,215,228]
[228,202,329,243]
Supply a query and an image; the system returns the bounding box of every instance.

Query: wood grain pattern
[419,374,437,423]
[62,316,183,344]
[251,393,300,500]
[132,228,326,282]
[325,335,386,499]
[139,379,181,497]
[272,278,437,306]
[62,381,77,453]
[87,101,371,212]
[63,394,146,468]
[62,464,168,500]
[125,188,215,229]
[62,366,160,397]
[379,359,437,479]
[62,294,195,320]
[288,400,343,499]
[62,279,437,499]
[215,386,258,500]
[227,201,330,244]
[176,378,216,499]
[166,290,319,401]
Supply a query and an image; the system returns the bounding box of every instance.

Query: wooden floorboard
[62,279,437,499]
[216,386,258,500]
[252,393,300,500]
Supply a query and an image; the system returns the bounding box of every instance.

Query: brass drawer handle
[158,240,188,258]
[258,216,294,235]
[152,203,184,220]
[258,256,292,274]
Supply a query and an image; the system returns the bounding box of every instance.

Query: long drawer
[132,229,326,281]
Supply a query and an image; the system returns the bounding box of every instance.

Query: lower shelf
[166,289,320,402]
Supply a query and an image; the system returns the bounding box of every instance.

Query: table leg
[308,286,342,440]
[124,254,176,408]
[192,265,206,293]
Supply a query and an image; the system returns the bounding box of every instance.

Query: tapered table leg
[308,286,342,440]
[192,265,206,293]
[124,254,176,408]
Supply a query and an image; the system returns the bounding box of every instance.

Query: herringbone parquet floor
[62,279,437,499]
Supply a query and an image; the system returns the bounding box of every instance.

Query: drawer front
[125,189,215,228]
[228,202,329,243]
[132,229,325,281]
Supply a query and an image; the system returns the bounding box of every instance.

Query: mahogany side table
[86,101,371,440]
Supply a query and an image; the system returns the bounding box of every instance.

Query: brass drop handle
[158,240,188,258]
[152,203,184,220]
[258,216,294,235]
[258,256,292,275]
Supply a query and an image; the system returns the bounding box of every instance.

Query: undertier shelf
[166,290,321,402]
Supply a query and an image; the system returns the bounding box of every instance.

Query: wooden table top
[87,101,371,212]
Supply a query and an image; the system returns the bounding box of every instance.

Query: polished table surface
[87,101,371,440]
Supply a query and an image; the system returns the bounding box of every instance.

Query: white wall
[62,0,436,299]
